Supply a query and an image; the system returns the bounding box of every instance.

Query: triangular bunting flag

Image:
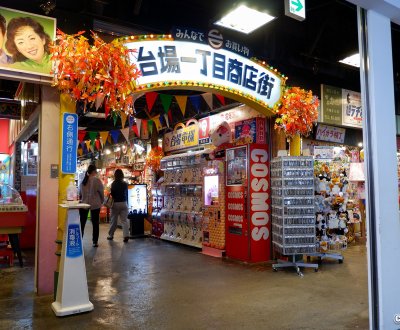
[132,125,139,137]
[121,127,130,143]
[95,139,101,150]
[78,130,87,143]
[136,118,142,137]
[148,120,153,135]
[215,94,226,106]
[88,131,98,146]
[110,130,121,144]
[85,140,91,152]
[120,111,127,128]
[112,111,118,126]
[153,115,162,131]
[99,131,109,147]
[104,99,111,118]
[202,93,213,110]
[142,119,149,139]
[129,115,135,129]
[175,95,187,116]
[159,114,166,127]
[189,95,202,113]
[164,113,170,128]
[160,94,173,114]
[77,148,83,156]
[168,109,172,124]
[146,92,158,112]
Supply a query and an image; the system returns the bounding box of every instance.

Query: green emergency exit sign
[285,0,306,21]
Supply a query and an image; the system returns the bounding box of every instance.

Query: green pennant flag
[148,120,153,135]
[88,131,98,148]
[112,111,118,126]
[160,94,173,114]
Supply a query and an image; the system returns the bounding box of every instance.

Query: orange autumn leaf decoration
[146,146,164,172]
[274,86,319,138]
[51,29,141,113]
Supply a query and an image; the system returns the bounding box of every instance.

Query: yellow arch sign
[123,34,286,116]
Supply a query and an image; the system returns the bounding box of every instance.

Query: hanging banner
[189,95,202,113]
[0,6,56,80]
[160,94,173,113]
[99,131,109,147]
[145,92,158,112]
[321,84,362,128]
[202,93,213,110]
[175,95,188,116]
[315,124,346,144]
[61,113,78,174]
[109,130,121,143]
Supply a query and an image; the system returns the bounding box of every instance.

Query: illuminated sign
[163,122,199,152]
[125,38,283,110]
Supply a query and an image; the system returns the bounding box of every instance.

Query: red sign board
[248,144,271,262]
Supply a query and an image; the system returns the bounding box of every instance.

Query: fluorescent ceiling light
[339,53,360,68]
[215,5,275,34]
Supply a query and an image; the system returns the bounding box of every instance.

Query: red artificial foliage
[274,86,319,138]
[51,29,141,113]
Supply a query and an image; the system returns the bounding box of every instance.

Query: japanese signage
[321,84,362,128]
[66,224,82,258]
[235,117,266,144]
[61,113,78,174]
[125,39,282,110]
[314,146,335,160]
[127,184,148,214]
[163,123,199,152]
[0,6,56,79]
[342,89,362,127]
[198,117,210,145]
[321,85,342,125]
[316,124,346,144]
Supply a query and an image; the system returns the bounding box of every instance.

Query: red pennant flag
[145,92,158,112]
[168,109,172,124]
[132,125,139,137]
[95,139,101,150]
[78,130,87,143]
[215,94,225,106]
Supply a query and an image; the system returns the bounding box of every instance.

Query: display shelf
[159,152,205,248]
[271,156,318,275]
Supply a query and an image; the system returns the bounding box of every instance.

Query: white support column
[35,85,59,295]
[358,8,400,329]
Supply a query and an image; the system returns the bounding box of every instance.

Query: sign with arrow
[285,0,306,21]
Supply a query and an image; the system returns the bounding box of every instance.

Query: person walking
[79,164,104,247]
[107,169,130,242]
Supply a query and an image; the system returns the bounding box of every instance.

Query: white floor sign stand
[52,203,93,316]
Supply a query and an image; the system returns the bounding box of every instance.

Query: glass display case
[0,183,27,211]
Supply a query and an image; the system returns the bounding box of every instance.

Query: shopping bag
[104,195,114,208]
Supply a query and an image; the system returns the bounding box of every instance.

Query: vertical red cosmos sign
[249,144,271,262]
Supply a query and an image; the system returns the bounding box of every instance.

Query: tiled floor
[0,222,369,329]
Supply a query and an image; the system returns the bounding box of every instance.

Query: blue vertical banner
[66,223,83,258]
[61,113,78,174]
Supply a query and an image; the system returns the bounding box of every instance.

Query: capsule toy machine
[151,181,164,238]
[225,144,271,263]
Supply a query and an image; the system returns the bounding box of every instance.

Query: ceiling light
[215,5,275,34]
[339,53,360,68]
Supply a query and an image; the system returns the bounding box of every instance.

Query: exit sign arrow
[291,0,303,12]
[285,0,306,21]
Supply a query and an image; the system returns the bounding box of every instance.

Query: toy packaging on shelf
[159,151,205,248]
[271,156,318,275]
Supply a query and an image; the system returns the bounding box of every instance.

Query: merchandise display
[271,156,318,275]
[202,160,226,253]
[159,151,205,248]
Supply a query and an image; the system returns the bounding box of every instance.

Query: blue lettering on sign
[66,224,82,258]
[61,113,78,174]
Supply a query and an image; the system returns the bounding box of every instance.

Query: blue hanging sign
[61,113,78,174]
[66,223,82,258]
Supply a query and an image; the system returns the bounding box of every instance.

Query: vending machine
[225,144,271,263]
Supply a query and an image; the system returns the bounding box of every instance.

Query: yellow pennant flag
[153,115,162,131]
[120,111,127,128]
[85,140,91,152]
[175,95,187,116]
[99,131,109,147]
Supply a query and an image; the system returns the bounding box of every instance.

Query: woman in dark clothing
[79,164,104,247]
[107,169,130,242]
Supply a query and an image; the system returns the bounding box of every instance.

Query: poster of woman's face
[0,6,56,77]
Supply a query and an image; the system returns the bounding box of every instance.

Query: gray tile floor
[0,222,369,329]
